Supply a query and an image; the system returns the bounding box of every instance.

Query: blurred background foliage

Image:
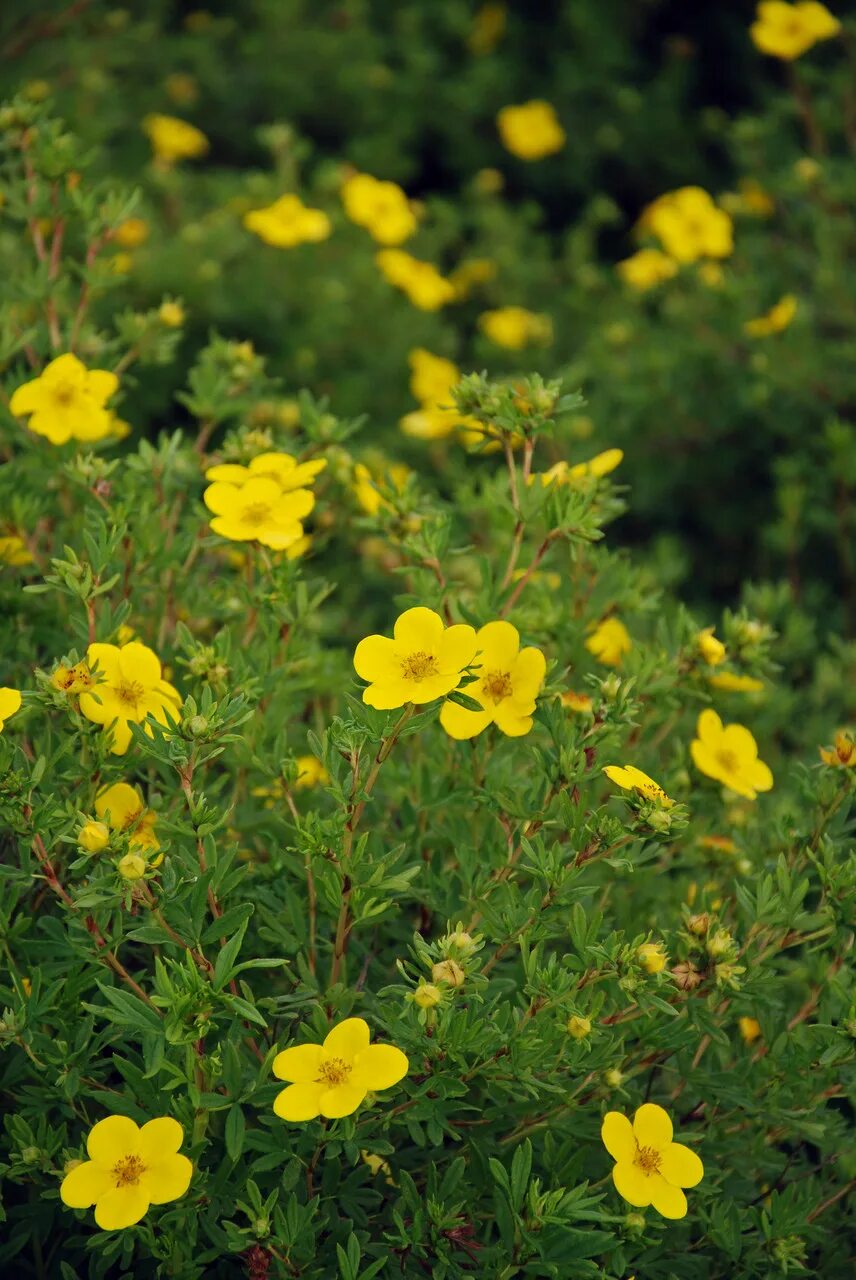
[1,0,855,615]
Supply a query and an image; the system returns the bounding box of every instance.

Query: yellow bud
[413,982,442,1009]
[432,960,465,987]
[637,942,667,974]
[697,627,726,666]
[446,929,476,955]
[605,1067,624,1088]
[707,928,733,958]
[78,821,110,853]
[158,300,185,327]
[739,1016,762,1044]
[118,853,146,881]
[566,1015,592,1040]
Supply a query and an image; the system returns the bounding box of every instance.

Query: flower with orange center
[691,709,773,800]
[79,642,180,755]
[10,354,119,446]
[60,1115,192,1230]
[819,730,856,768]
[439,620,546,740]
[272,1017,408,1122]
[203,475,314,550]
[52,662,92,695]
[750,1,840,60]
[354,607,477,710]
[602,1102,704,1219]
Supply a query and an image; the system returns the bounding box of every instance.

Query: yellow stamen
[482,669,513,703]
[400,651,439,681]
[240,502,273,527]
[115,680,145,708]
[318,1056,351,1087]
[112,1154,146,1187]
[634,1145,661,1175]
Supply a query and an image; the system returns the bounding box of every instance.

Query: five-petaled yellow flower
[203,475,314,549]
[641,187,733,264]
[79,642,181,755]
[0,687,22,732]
[586,617,632,667]
[243,194,331,248]
[272,1017,408,1121]
[439,621,546,740]
[60,1114,192,1230]
[354,607,476,709]
[604,765,674,808]
[10,354,119,446]
[691,709,773,799]
[602,1102,704,1219]
[142,113,208,164]
[750,1,840,60]
[341,173,416,245]
[496,100,565,160]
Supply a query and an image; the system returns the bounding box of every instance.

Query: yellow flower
[690,709,773,800]
[79,641,181,755]
[707,672,764,693]
[52,662,93,694]
[819,730,856,768]
[567,1014,592,1039]
[432,960,465,987]
[0,534,33,565]
[0,687,22,732]
[205,451,326,492]
[697,627,726,666]
[113,217,149,248]
[341,173,416,245]
[95,782,160,856]
[642,187,733,264]
[735,177,776,217]
[295,755,329,789]
[479,306,553,350]
[10,354,119,446]
[750,1,840,59]
[604,765,674,808]
[360,1150,395,1183]
[375,250,455,310]
[158,300,185,327]
[586,617,632,667]
[602,1103,704,1220]
[529,449,623,487]
[243,194,331,248]
[203,476,314,550]
[439,620,546,740]
[142,113,208,164]
[78,821,110,854]
[60,1115,192,1230]
[353,461,411,514]
[400,349,477,441]
[496,100,566,160]
[739,1016,762,1044]
[354,606,477,710]
[637,942,668,974]
[561,690,594,715]
[744,294,797,337]
[616,248,678,291]
[272,1017,408,1122]
[448,257,497,301]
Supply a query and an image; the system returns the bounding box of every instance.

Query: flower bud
[118,853,146,881]
[738,1016,761,1044]
[78,821,110,853]
[687,913,710,936]
[187,714,209,737]
[566,1015,591,1040]
[413,982,442,1009]
[623,1211,646,1235]
[697,627,726,666]
[446,929,476,956]
[158,300,185,327]
[21,1146,40,1164]
[604,1067,624,1088]
[432,960,465,987]
[706,928,733,958]
[637,942,667,974]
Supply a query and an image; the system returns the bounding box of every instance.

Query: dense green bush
[1,4,855,1278]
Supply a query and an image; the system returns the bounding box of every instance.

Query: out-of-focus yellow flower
[744,294,797,337]
[113,218,149,248]
[561,690,594,715]
[739,1016,762,1043]
[449,257,497,300]
[142,113,209,164]
[616,248,678,291]
[473,167,505,195]
[243,195,331,248]
[691,709,773,800]
[819,730,856,768]
[341,173,416,245]
[641,187,733,263]
[400,349,477,441]
[469,2,507,54]
[529,449,623,488]
[164,72,199,105]
[294,755,329,789]
[734,178,776,217]
[637,942,669,974]
[697,627,726,666]
[698,262,725,288]
[0,534,34,565]
[376,250,455,310]
[707,672,764,693]
[586,617,631,668]
[497,100,565,160]
[750,1,840,60]
[10,354,119,446]
[353,461,411,514]
[158,300,185,327]
[479,306,552,349]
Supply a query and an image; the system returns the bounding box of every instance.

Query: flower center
[318,1056,351,1087]
[115,680,145,709]
[482,669,513,703]
[52,381,78,407]
[634,1145,662,1176]
[400,650,439,682]
[240,501,273,527]
[715,748,739,775]
[112,1154,146,1187]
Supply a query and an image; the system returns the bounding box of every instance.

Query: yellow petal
[142,1153,193,1204]
[696,708,723,744]
[393,606,444,650]
[437,624,478,673]
[650,1176,688,1219]
[273,1081,325,1122]
[475,619,520,668]
[660,1142,704,1189]
[9,378,43,416]
[351,1043,409,1090]
[745,757,773,792]
[119,642,161,687]
[87,643,122,684]
[0,688,22,722]
[492,701,535,737]
[362,678,411,710]
[137,1117,184,1162]
[511,646,546,700]
[612,1160,653,1207]
[108,718,133,754]
[633,1102,673,1150]
[93,1184,149,1230]
[86,1115,139,1164]
[439,698,492,740]
[86,369,119,403]
[204,481,240,515]
[323,1017,370,1059]
[205,463,249,484]
[60,1160,113,1208]
[353,634,397,682]
[601,1111,635,1163]
[96,783,142,827]
[318,1083,367,1118]
[272,1043,324,1082]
